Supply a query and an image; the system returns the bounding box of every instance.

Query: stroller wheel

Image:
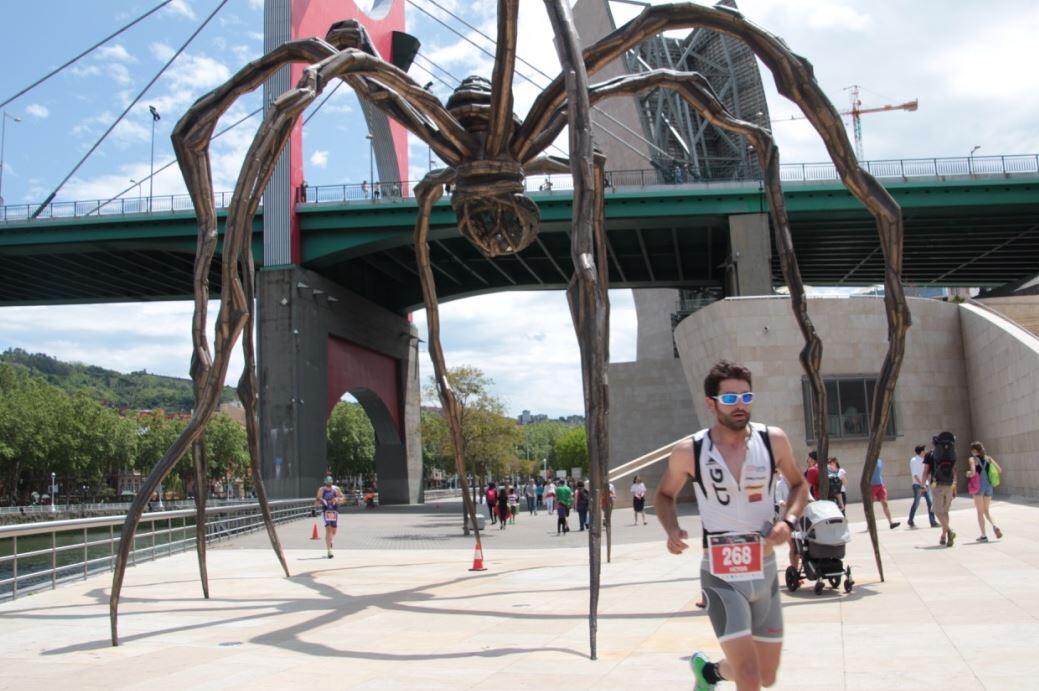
[844,579,854,593]
[814,580,825,595]
[785,565,800,592]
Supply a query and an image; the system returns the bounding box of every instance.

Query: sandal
[977,536,988,542]
[994,526,1003,539]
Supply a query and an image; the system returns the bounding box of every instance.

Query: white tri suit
[692,422,783,643]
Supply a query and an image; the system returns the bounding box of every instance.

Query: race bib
[707,532,764,582]
[323,510,337,523]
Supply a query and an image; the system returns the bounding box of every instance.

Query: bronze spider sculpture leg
[109,39,342,646]
[521,2,908,578]
[545,0,610,660]
[411,170,493,552]
[110,27,476,644]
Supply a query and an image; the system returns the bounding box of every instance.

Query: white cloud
[96,44,136,63]
[150,42,176,62]
[25,103,49,119]
[310,149,329,167]
[107,63,133,87]
[247,0,263,10]
[69,64,102,79]
[164,0,197,21]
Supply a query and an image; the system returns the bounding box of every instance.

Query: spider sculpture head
[445,77,540,257]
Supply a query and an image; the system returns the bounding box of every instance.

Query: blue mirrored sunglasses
[713,392,754,405]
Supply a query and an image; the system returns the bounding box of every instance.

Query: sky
[0,0,1037,417]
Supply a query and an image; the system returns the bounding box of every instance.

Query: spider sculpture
[110,1,908,658]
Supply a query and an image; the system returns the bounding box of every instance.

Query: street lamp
[423,82,435,172]
[365,132,374,199]
[50,472,56,514]
[148,105,160,211]
[157,480,164,510]
[968,145,981,175]
[0,111,22,208]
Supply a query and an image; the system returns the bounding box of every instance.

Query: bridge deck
[1,174,1037,309]
[2,496,1037,689]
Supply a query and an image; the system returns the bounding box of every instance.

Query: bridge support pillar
[727,213,773,296]
[257,266,422,504]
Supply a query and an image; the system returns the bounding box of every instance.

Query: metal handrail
[0,499,312,600]
[2,153,1036,223]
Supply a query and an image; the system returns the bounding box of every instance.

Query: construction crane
[772,84,918,160]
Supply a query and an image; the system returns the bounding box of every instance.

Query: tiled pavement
[1,495,1037,689]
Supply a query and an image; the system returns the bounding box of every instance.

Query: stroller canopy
[803,499,851,545]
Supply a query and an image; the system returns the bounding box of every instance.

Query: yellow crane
[773,84,918,160]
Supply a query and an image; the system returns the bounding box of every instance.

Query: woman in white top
[630,475,648,525]
[544,480,556,514]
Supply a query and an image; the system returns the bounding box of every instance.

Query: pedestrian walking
[575,481,590,531]
[827,457,847,513]
[497,487,510,530]
[555,481,572,534]
[967,441,1003,542]
[486,482,498,524]
[545,479,556,515]
[922,431,958,547]
[536,479,544,511]
[907,444,938,528]
[524,478,537,516]
[630,475,648,525]
[507,486,519,525]
[656,360,807,690]
[869,458,901,529]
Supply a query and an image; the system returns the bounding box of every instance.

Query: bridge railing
[2,154,1037,224]
[0,498,312,601]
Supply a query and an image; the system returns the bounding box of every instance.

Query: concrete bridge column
[727,213,773,296]
[257,266,422,503]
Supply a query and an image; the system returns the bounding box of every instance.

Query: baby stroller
[785,499,854,595]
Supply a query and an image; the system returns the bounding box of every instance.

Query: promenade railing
[0,498,312,602]
[2,154,1036,223]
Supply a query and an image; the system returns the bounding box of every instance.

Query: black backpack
[827,471,844,499]
[931,431,957,484]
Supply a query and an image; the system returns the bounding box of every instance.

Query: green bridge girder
[1,176,1036,310]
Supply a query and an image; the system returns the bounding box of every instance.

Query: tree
[519,420,568,470]
[420,408,452,477]
[554,425,589,476]
[326,401,376,480]
[205,413,249,484]
[135,411,189,496]
[423,366,522,482]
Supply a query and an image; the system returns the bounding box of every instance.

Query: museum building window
[802,376,897,441]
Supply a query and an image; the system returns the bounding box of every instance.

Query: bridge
[2,155,1038,311]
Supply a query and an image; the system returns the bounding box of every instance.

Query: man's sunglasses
[712,392,754,405]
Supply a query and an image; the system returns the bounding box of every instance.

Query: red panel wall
[326,334,401,435]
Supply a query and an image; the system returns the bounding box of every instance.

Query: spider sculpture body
[110,1,908,659]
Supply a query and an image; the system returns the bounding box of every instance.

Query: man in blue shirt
[870,459,901,529]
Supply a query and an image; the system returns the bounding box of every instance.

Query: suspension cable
[32,0,231,218]
[408,0,669,162]
[87,105,263,214]
[1,0,176,109]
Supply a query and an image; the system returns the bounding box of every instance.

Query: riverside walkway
[1,494,1037,689]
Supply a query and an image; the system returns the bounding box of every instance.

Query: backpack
[986,457,1002,487]
[827,471,844,500]
[930,431,957,484]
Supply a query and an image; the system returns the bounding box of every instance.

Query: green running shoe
[691,651,716,690]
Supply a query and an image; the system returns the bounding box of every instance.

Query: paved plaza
[1,494,1038,689]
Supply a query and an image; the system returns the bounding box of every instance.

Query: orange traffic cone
[311,523,320,540]
[469,542,487,572]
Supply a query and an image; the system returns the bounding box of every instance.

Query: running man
[656,360,807,690]
[314,475,345,559]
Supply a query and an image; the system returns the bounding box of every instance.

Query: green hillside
[0,348,237,412]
